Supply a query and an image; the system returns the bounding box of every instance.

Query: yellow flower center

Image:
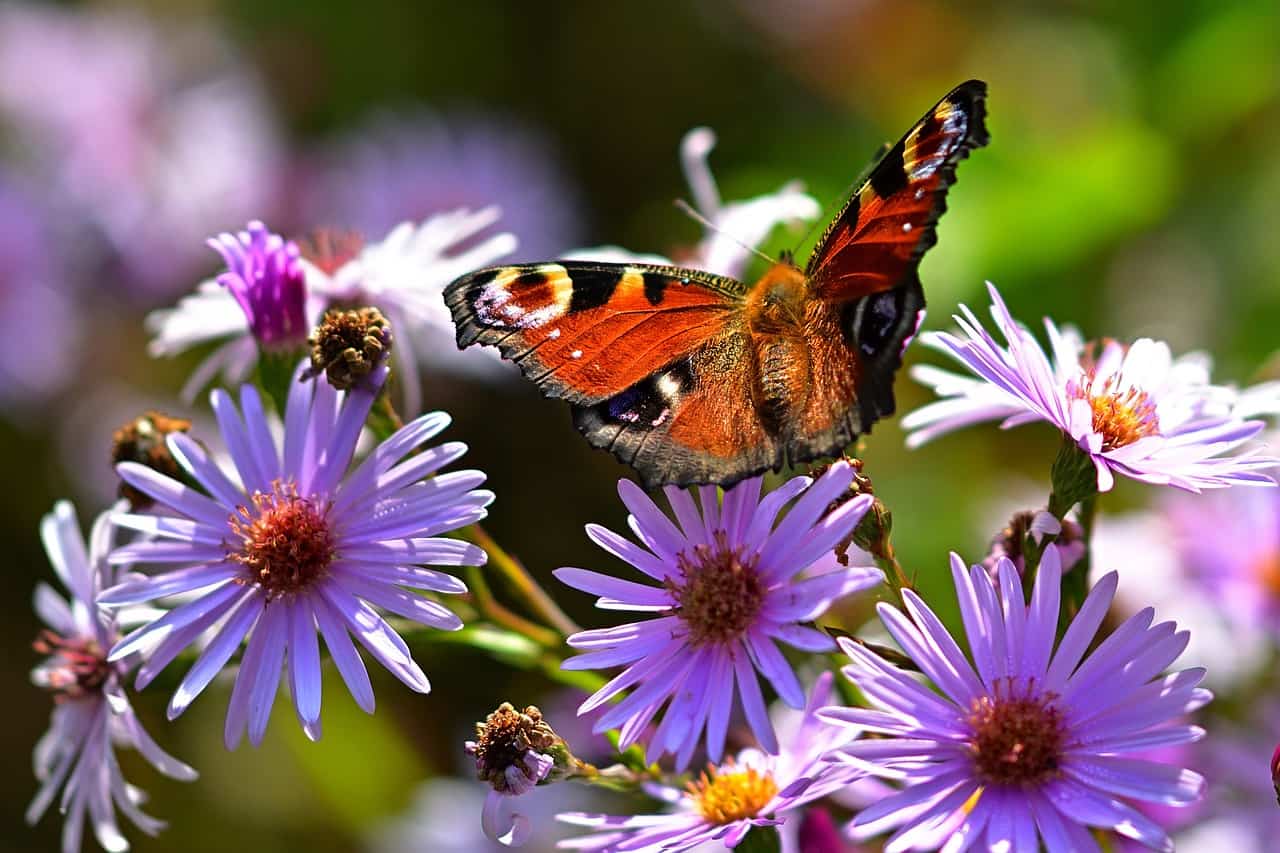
[687,762,778,825]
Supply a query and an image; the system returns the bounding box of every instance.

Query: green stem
[463,524,581,637]
[464,564,561,648]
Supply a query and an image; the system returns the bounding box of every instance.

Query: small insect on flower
[100,362,491,747]
[28,501,197,853]
[903,282,1278,492]
[822,545,1210,852]
[556,461,881,769]
[558,672,860,852]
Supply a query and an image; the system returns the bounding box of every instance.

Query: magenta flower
[100,363,490,747]
[208,221,309,352]
[28,502,197,853]
[558,672,860,851]
[902,283,1277,492]
[556,462,880,768]
[822,546,1209,851]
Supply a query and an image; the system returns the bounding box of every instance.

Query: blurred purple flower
[904,282,1278,492]
[301,111,580,262]
[570,126,821,279]
[99,363,491,747]
[556,462,880,769]
[1187,704,1280,853]
[558,672,861,852]
[0,4,283,297]
[823,546,1210,852]
[0,172,82,410]
[28,501,197,853]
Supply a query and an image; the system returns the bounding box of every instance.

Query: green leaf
[736,826,783,853]
[421,625,543,667]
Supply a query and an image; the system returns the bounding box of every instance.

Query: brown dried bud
[306,306,392,391]
[466,703,563,794]
[110,411,192,509]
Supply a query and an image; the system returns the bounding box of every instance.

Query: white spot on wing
[571,349,583,359]
[472,264,572,329]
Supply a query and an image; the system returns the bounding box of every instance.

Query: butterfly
[444,80,989,488]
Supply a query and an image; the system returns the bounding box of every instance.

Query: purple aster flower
[822,545,1210,852]
[570,126,821,280]
[28,501,197,853]
[555,462,881,769]
[98,362,491,747]
[558,671,861,852]
[209,221,309,351]
[300,111,581,263]
[1181,703,1280,853]
[902,283,1277,491]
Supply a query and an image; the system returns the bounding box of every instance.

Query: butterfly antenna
[674,198,778,267]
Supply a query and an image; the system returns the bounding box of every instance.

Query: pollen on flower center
[667,532,764,647]
[967,679,1065,786]
[228,480,333,597]
[688,762,778,824]
[1074,368,1161,451]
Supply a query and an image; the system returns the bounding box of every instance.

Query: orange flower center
[687,762,778,824]
[1074,364,1161,451]
[229,480,334,597]
[667,532,764,647]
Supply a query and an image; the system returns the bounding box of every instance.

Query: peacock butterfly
[444,81,989,488]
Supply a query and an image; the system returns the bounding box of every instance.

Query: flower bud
[306,306,393,391]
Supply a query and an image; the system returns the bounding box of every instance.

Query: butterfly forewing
[806,80,989,301]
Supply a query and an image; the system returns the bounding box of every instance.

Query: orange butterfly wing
[444,262,782,486]
[784,80,989,459]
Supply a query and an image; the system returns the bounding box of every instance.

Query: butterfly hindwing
[445,262,744,405]
[573,334,782,488]
[806,80,989,301]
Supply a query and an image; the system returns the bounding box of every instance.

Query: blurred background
[3,0,1278,851]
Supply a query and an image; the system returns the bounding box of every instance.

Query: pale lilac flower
[570,126,821,279]
[302,111,581,262]
[559,672,861,851]
[556,462,881,769]
[99,363,490,747]
[903,282,1277,491]
[0,4,283,297]
[148,213,515,408]
[823,546,1209,851]
[28,501,197,853]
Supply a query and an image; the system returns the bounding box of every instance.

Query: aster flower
[558,671,861,851]
[555,461,881,769]
[99,362,491,747]
[902,282,1277,491]
[570,126,821,280]
[822,545,1210,852]
[1188,703,1280,853]
[28,501,197,853]
[147,212,515,410]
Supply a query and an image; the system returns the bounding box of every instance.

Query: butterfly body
[445,81,988,488]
